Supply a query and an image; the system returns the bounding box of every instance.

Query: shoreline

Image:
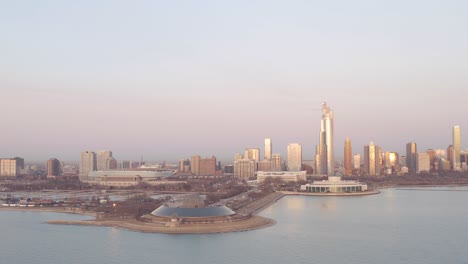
[375,183,468,189]
[281,190,380,196]
[47,216,276,234]
[0,207,97,217]
[3,184,467,234]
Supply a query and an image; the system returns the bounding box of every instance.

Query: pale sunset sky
[1,1,467,162]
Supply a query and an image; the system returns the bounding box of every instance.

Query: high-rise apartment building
[257,159,274,171]
[97,150,113,171]
[79,151,96,179]
[234,159,256,180]
[417,152,430,173]
[47,158,61,178]
[287,143,302,171]
[244,148,260,162]
[426,149,437,172]
[190,155,216,175]
[271,153,283,171]
[107,158,118,170]
[364,142,381,176]
[191,155,201,175]
[447,145,454,169]
[316,102,334,175]
[199,156,216,175]
[0,159,20,177]
[453,125,461,171]
[344,137,352,176]
[121,160,130,170]
[353,153,361,170]
[234,153,243,161]
[384,152,400,174]
[265,138,272,160]
[406,142,417,173]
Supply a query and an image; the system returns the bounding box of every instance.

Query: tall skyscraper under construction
[315,102,334,175]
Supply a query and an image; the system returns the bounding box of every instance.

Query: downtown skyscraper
[264,138,272,160]
[406,142,417,173]
[453,125,461,171]
[364,142,381,176]
[344,137,352,176]
[79,151,96,179]
[287,143,302,171]
[315,102,334,175]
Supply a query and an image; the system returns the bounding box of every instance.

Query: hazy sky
[1,1,467,163]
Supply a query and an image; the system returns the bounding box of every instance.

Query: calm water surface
[1,187,468,264]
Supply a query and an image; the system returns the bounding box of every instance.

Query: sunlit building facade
[344,137,352,176]
[406,142,417,173]
[257,171,306,184]
[416,152,430,173]
[353,153,361,170]
[301,176,368,193]
[79,151,97,179]
[244,148,260,162]
[234,159,256,180]
[287,143,302,171]
[364,142,381,176]
[271,154,283,171]
[0,159,19,177]
[264,138,272,160]
[316,102,334,176]
[384,152,400,174]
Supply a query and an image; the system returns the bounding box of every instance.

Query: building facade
[234,159,256,180]
[287,143,302,171]
[191,155,201,175]
[416,152,430,173]
[316,102,334,176]
[79,151,96,179]
[199,156,216,176]
[244,148,260,162]
[257,159,274,171]
[264,138,272,160]
[364,142,381,176]
[353,153,361,170]
[97,150,113,171]
[47,158,61,178]
[257,171,306,184]
[344,137,352,176]
[301,176,368,193]
[0,159,19,177]
[271,153,283,171]
[453,125,461,171]
[406,142,417,173]
[384,152,400,174]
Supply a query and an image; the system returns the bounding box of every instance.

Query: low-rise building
[257,171,306,184]
[301,176,368,193]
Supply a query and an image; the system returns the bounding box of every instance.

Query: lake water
[1,187,468,264]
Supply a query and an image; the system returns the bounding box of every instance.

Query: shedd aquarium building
[300,176,368,193]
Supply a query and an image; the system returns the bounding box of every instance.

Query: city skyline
[1,1,468,161]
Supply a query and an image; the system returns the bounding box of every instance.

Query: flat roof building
[257,171,306,184]
[301,176,368,193]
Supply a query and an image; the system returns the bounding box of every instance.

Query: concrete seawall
[281,190,380,196]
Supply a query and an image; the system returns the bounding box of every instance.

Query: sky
[1,0,467,163]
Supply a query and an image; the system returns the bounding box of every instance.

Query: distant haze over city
[1,1,467,162]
